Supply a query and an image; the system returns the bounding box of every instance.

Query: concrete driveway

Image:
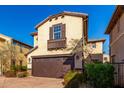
[0,76,64,88]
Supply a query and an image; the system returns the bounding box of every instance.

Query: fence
[112,62,124,87]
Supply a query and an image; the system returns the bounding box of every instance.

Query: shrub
[11,65,27,72]
[84,63,114,88]
[4,70,16,77]
[10,65,17,71]
[21,66,27,71]
[17,71,28,78]
[64,70,77,85]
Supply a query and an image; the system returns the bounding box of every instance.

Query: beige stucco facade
[87,41,103,54]
[103,54,110,63]
[105,6,124,87]
[33,35,38,47]
[27,12,88,70]
[109,13,124,62]
[84,39,107,62]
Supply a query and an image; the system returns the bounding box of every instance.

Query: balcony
[47,38,66,50]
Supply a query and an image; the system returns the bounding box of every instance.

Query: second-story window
[92,43,96,48]
[53,24,62,40]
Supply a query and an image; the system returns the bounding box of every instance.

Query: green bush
[64,70,85,88]
[10,65,17,71]
[21,66,27,71]
[17,71,28,78]
[11,65,27,72]
[84,63,114,88]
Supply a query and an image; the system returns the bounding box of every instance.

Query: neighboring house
[105,5,124,63]
[105,5,124,87]
[84,39,109,62]
[26,11,88,78]
[0,34,32,75]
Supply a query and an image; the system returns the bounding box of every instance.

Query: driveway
[0,76,64,88]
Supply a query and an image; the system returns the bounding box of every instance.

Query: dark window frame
[53,24,62,40]
[92,43,96,48]
[48,23,66,50]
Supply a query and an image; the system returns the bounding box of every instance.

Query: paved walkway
[0,76,64,88]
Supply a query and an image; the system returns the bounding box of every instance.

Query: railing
[47,38,66,50]
[112,62,124,87]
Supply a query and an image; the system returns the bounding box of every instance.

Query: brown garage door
[32,56,74,78]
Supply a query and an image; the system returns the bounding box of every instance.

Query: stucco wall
[89,42,103,54]
[27,15,84,69]
[38,15,83,55]
[34,35,38,47]
[84,41,103,59]
[110,13,124,62]
[103,54,110,63]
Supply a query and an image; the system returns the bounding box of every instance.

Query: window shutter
[49,27,53,40]
[62,24,66,39]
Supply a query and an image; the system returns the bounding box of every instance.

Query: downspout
[82,16,88,73]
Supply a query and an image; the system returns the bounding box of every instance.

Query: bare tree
[66,38,94,63]
[83,43,94,63]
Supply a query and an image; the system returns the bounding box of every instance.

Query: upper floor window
[92,43,96,48]
[53,24,62,40]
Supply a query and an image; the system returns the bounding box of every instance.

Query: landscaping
[4,65,28,78]
[64,63,115,88]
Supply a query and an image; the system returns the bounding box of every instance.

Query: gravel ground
[0,76,64,88]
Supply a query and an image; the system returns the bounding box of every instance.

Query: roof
[25,46,38,56]
[105,5,124,34]
[12,39,33,49]
[30,32,38,36]
[88,39,106,43]
[0,33,33,48]
[35,11,88,29]
[0,33,12,40]
[31,53,73,59]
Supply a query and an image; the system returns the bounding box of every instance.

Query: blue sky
[0,5,116,54]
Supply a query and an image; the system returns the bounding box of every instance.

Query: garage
[32,55,74,78]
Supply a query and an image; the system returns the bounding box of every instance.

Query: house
[105,5,124,63]
[0,34,32,75]
[26,11,88,78]
[84,39,109,63]
[105,5,124,87]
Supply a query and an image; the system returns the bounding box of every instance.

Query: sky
[0,5,116,54]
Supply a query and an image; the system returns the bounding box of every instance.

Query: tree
[83,42,94,63]
[0,42,20,75]
[65,38,94,72]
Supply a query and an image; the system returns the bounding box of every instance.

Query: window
[53,24,62,40]
[92,43,96,48]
